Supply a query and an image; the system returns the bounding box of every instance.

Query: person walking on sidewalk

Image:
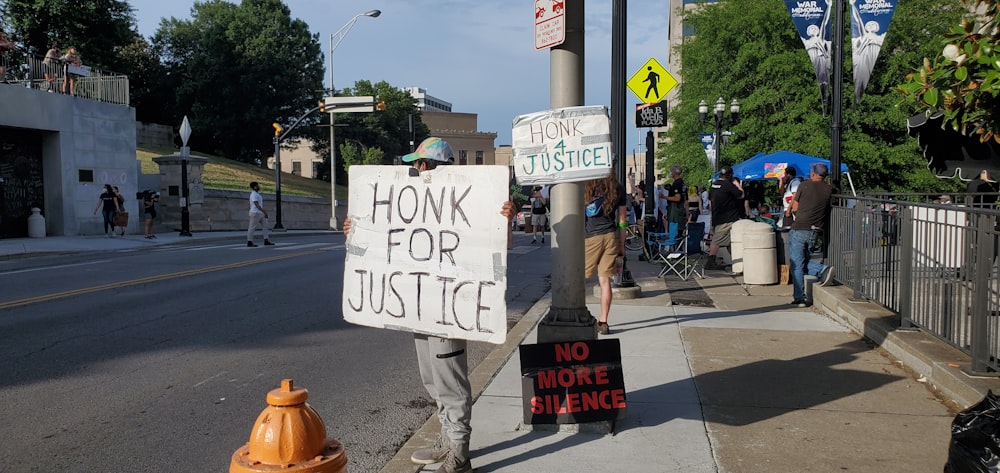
[584,173,628,335]
[705,166,744,270]
[342,137,515,473]
[141,189,158,239]
[530,186,547,244]
[788,163,836,307]
[93,184,121,237]
[247,181,274,247]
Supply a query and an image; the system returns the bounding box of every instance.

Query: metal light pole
[328,9,380,230]
[272,123,284,230]
[699,97,740,172]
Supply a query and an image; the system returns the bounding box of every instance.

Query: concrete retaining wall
[157,189,335,232]
[136,122,174,149]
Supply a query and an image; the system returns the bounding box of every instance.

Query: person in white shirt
[247,181,274,247]
[779,168,802,228]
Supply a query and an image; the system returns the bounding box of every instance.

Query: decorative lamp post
[698,97,740,173]
[328,9,380,230]
[179,116,192,237]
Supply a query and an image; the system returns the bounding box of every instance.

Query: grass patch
[136,147,345,199]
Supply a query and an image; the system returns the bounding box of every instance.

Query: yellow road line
[0,250,326,310]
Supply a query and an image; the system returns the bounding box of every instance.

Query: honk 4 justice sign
[511,105,612,186]
[343,165,510,344]
[520,340,627,424]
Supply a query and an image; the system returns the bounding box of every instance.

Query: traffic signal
[319,100,326,113]
[272,122,282,137]
[376,101,386,111]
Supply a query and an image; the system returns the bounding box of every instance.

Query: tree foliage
[663,0,964,194]
[897,0,1000,144]
[1,0,136,71]
[152,0,324,163]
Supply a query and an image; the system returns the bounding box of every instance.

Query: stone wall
[159,189,335,232]
[136,122,174,149]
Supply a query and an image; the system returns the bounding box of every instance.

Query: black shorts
[145,209,156,219]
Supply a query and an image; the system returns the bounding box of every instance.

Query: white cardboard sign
[342,165,509,344]
[511,105,612,186]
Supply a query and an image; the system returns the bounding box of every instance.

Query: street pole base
[597,284,641,301]
[272,224,286,232]
[538,307,597,343]
[179,231,192,237]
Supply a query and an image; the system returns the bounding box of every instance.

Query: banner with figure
[850,0,896,104]
[342,165,510,344]
[784,0,832,103]
[699,133,717,171]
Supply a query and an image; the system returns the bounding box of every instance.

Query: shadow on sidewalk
[610,304,811,334]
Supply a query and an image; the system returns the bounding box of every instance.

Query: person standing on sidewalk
[142,189,158,239]
[788,163,836,307]
[93,184,121,237]
[247,181,274,247]
[584,173,628,335]
[705,166,744,270]
[530,186,547,244]
[665,164,687,240]
[341,137,515,473]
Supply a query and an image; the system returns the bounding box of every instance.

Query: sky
[128,0,671,151]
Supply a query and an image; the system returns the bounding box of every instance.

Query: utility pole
[538,0,594,344]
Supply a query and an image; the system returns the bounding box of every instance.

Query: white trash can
[743,222,777,284]
[730,219,754,274]
[27,207,46,238]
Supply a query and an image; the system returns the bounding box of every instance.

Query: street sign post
[534,0,566,50]
[626,58,677,104]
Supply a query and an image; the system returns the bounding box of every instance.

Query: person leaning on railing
[43,44,61,92]
[60,46,81,95]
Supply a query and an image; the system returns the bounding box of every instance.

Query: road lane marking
[0,260,112,276]
[0,249,325,310]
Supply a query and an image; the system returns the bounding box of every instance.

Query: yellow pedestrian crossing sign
[627,58,677,104]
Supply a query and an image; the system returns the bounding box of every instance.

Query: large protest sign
[342,165,509,344]
[520,339,627,424]
[511,105,612,186]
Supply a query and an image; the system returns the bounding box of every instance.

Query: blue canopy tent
[730,151,855,195]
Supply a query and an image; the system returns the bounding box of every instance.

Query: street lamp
[179,116,192,236]
[328,9,380,230]
[698,97,740,173]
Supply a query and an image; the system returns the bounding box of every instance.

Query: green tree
[338,142,385,170]
[152,0,324,163]
[1,0,136,71]
[664,0,963,194]
[897,0,999,144]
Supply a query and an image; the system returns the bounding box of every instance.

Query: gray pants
[247,212,269,242]
[414,334,472,447]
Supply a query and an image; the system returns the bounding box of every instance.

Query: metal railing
[0,50,129,106]
[829,194,1000,373]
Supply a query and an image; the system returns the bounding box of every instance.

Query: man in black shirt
[788,163,835,306]
[705,166,744,270]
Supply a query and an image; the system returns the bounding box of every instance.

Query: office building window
[459,150,468,165]
[292,161,301,176]
[475,151,484,165]
[78,169,94,182]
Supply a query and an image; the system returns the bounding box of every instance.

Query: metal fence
[829,194,1000,374]
[0,50,129,106]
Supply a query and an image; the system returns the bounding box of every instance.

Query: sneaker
[597,321,610,335]
[704,258,721,270]
[531,239,536,244]
[819,266,836,286]
[434,450,472,473]
[541,237,545,243]
[410,438,448,465]
[247,241,257,247]
[790,300,807,308]
[264,239,275,246]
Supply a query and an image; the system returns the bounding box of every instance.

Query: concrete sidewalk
[381,258,984,473]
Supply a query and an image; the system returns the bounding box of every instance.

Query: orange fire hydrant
[230,379,347,473]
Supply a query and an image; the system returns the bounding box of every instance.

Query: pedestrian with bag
[112,186,128,235]
[584,173,628,335]
[93,184,121,237]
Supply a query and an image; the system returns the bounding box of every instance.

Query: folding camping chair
[658,222,707,280]
[644,224,683,266]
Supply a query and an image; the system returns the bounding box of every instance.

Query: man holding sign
[342,137,515,473]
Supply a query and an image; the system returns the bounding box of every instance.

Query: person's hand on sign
[501,200,515,221]
[342,217,352,235]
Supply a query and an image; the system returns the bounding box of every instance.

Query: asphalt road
[0,232,551,472]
